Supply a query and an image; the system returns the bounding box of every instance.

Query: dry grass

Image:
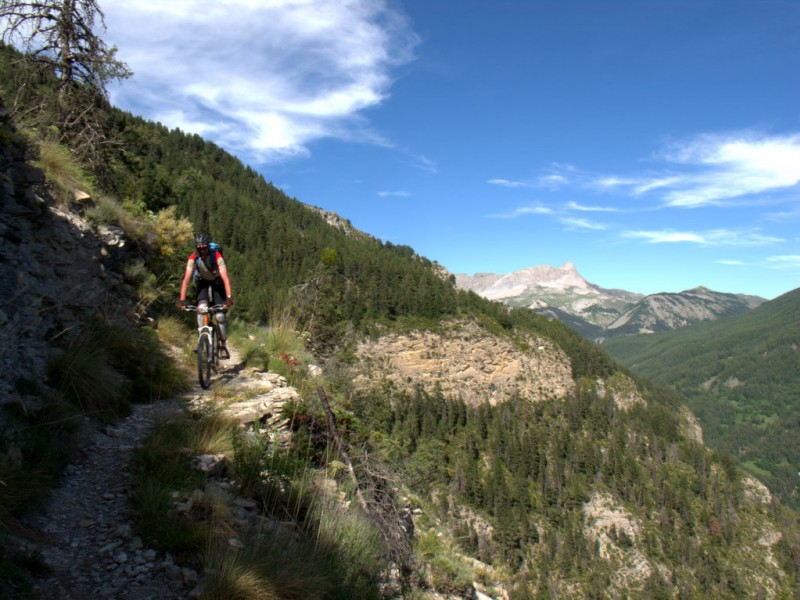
[46,333,129,417]
[34,140,94,206]
[201,532,332,600]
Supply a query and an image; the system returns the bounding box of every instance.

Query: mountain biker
[178,233,234,359]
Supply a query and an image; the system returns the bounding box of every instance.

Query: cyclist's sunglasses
[196,244,210,253]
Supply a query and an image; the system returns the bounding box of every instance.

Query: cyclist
[178,233,234,358]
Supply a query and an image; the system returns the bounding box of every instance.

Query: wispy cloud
[566,201,619,213]
[717,259,746,266]
[559,217,607,230]
[538,174,569,188]
[490,165,576,190]
[105,0,419,163]
[622,228,784,246]
[488,178,532,188]
[377,190,411,198]
[408,152,439,174]
[591,133,800,208]
[766,255,800,269]
[488,205,554,219]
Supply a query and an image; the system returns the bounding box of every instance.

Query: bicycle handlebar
[181,304,228,313]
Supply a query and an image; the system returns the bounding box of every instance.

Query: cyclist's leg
[195,284,212,346]
[210,282,229,358]
[211,282,228,342]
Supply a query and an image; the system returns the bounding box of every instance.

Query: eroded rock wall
[352,319,576,405]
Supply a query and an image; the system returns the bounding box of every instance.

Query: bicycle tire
[212,327,220,372]
[198,334,212,389]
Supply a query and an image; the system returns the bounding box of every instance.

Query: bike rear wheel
[197,334,212,389]
[212,328,220,372]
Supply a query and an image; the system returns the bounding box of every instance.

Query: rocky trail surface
[17,345,298,599]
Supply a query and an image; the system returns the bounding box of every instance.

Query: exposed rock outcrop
[582,492,667,593]
[352,319,575,405]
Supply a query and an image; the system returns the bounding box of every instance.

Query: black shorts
[196,279,226,306]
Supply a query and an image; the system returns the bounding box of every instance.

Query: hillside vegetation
[3,30,800,599]
[603,288,800,508]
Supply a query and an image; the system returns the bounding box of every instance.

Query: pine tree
[0,0,131,168]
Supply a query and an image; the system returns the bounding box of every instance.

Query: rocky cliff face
[352,319,575,405]
[351,318,656,415]
[0,99,133,405]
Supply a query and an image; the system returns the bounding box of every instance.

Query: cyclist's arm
[217,256,233,299]
[179,258,194,302]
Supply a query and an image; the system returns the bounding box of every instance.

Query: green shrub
[85,194,125,226]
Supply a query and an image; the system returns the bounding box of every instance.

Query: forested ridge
[604,287,800,510]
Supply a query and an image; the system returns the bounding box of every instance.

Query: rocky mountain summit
[456,262,764,341]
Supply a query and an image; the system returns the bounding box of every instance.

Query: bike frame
[183,304,226,389]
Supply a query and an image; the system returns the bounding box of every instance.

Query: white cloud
[592,176,639,189]
[766,255,800,269]
[488,178,532,188]
[717,259,745,266]
[559,217,607,230]
[488,205,554,219]
[537,174,568,188]
[377,190,410,198]
[622,229,784,246]
[595,134,800,208]
[104,0,419,163]
[408,152,438,174]
[577,133,800,210]
[566,201,619,213]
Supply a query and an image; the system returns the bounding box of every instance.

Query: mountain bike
[182,304,227,389]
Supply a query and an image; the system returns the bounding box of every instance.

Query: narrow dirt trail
[22,349,247,599]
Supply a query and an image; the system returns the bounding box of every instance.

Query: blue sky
[104,0,800,299]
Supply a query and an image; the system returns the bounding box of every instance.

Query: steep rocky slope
[345,318,792,597]
[0,103,133,405]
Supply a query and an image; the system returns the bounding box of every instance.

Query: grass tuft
[202,532,332,600]
[47,320,189,417]
[35,140,94,206]
[46,334,129,418]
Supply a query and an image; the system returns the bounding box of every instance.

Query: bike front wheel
[197,334,212,389]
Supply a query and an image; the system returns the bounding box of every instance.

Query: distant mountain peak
[455,262,765,341]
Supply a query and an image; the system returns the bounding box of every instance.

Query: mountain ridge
[456,262,765,340]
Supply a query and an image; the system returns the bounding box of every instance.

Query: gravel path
[24,399,197,600]
[21,347,247,600]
